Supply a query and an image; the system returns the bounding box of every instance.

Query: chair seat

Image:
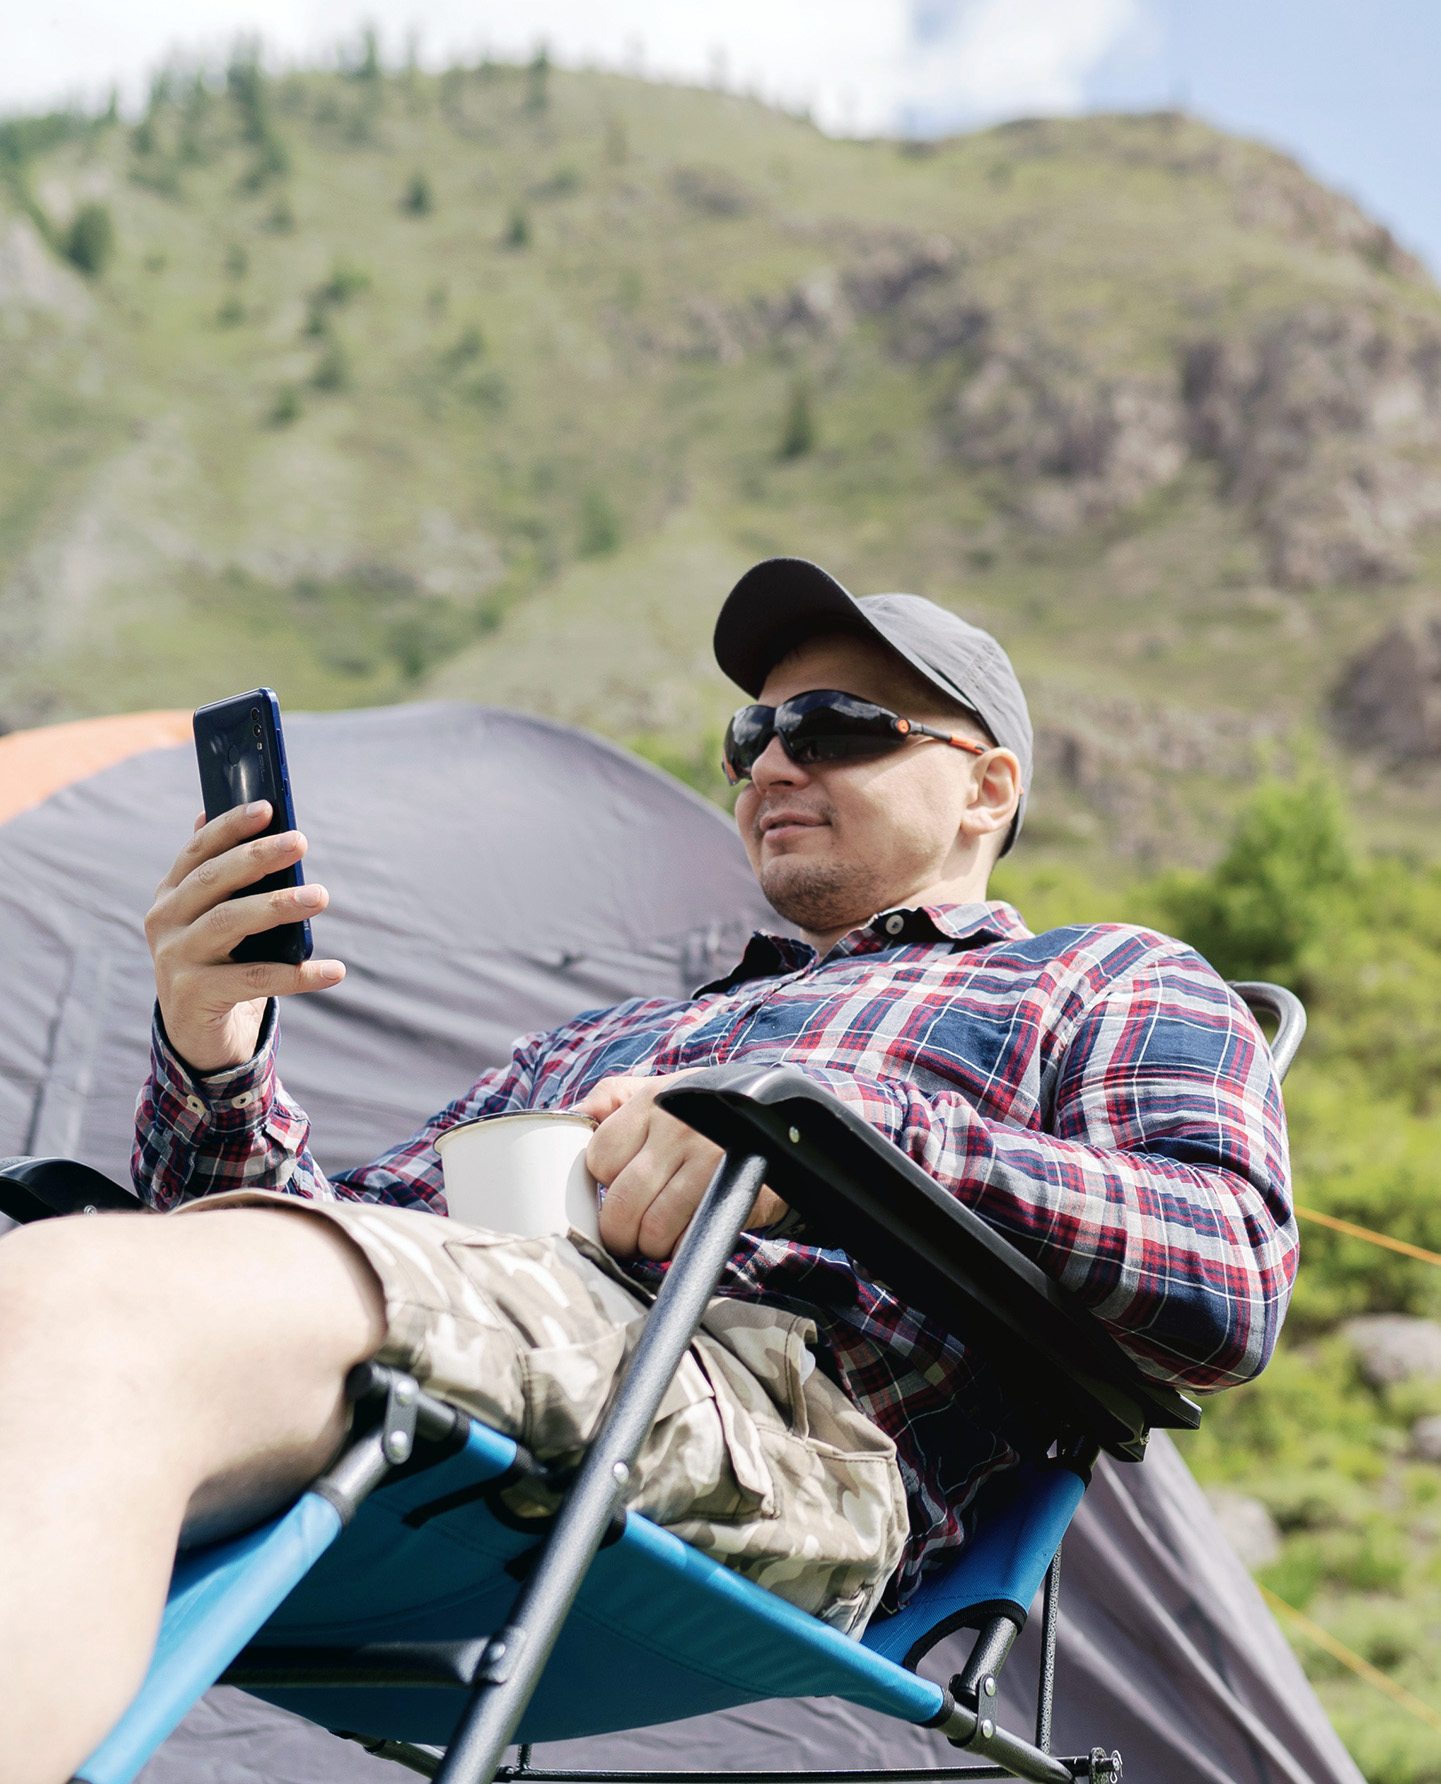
[247,1419,946,1745]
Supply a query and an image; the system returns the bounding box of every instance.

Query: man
[0,558,1296,1784]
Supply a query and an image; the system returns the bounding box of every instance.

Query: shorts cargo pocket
[519,1324,630,1455]
[699,1299,819,1435]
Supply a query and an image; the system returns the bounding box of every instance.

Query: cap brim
[715,558,897,697]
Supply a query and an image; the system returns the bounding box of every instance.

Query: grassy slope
[4,67,1441,865]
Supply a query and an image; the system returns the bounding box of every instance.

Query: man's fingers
[188,881,326,956]
[165,832,309,930]
[584,1091,651,1182]
[203,957,346,1002]
[159,801,274,893]
[576,1075,648,1125]
[598,1148,675,1258]
[597,1118,722,1260]
[633,1156,719,1260]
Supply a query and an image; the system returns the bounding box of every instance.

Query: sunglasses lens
[788,731,908,765]
[722,706,774,783]
[723,692,907,781]
[782,692,904,765]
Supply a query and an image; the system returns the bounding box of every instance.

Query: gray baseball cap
[713,557,1032,852]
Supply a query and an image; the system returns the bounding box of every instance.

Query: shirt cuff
[150,1000,279,1137]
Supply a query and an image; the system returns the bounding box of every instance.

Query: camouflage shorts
[178,1192,908,1635]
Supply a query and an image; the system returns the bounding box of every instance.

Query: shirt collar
[695,900,1032,996]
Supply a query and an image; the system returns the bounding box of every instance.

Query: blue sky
[1088,0,1441,273]
[6,0,1439,274]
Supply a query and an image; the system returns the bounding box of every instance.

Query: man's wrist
[151,1000,278,1130]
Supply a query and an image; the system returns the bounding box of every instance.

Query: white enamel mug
[433,1111,601,1243]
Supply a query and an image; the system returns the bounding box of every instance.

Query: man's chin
[759,859,881,937]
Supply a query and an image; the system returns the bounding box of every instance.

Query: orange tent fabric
[0,711,191,829]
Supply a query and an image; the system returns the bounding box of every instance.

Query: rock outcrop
[945,348,1185,532]
[1184,307,1441,587]
[1333,607,1441,759]
[1344,1314,1441,1388]
[1204,1488,1283,1570]
[667,225,1441,588]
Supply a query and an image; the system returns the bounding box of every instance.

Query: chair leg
[1035,1545,1062,1754]
[432,1149,771,1784]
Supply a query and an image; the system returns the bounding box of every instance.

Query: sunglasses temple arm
[910,723,988,757]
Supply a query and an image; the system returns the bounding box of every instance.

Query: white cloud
[1,0,1144,137]
[902,0,1145,125]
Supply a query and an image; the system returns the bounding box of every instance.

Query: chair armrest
[657,1066,1199,1462]
[1230,980,1306,1081]
[0,1157,145,1226]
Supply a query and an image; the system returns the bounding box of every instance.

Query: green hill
[5,57,1441,869]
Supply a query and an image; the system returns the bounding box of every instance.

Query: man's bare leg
[0,1207,385,1784]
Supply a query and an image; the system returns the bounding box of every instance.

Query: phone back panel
[192,688,312,966]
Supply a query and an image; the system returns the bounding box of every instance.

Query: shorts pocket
[519,1324,630,1454]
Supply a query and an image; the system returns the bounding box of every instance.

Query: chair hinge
[474,1623,528,1685]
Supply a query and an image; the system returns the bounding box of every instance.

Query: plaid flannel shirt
[133,900,1296,1607]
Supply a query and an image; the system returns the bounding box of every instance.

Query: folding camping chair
[0,981,1305,1784]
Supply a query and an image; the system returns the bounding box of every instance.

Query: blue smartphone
[192,687,313,966]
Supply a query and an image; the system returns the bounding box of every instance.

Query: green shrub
[1319,1520,1407,1593]
[444,326,484,368]
[1259,1537,1325,1610]
[627,730,735,806]
[268,385,302,427]
[312,334,350,390]
[779,377,815,459]
[1143,775,1354,986]
[240,131,290,191]
[533,164,580,198]
[401,170,433,214]
[504,205,530,248]
[63,203,114,276]
[578,490,621,557]
[306,261,370,334]
[463,371,509,412]
[526,48,549,113]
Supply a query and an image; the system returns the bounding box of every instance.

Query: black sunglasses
[722,688,987,786]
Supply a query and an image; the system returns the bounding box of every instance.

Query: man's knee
[0,1206,385,1523]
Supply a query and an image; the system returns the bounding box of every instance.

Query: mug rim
[434,1110,596,1156]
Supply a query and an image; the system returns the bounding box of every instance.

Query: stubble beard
[759,855,889,938]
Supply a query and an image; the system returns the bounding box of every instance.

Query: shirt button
[232,1091,253,1110]
[184,1094,205,1114]
[884,913,905,936]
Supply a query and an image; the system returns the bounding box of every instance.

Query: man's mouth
[758,810,827,843]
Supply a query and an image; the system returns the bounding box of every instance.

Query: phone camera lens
[250,707,261,719]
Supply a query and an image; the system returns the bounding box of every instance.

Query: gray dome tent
[0,703,1360,1784]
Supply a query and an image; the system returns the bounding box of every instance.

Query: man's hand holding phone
[145,802,345,1075]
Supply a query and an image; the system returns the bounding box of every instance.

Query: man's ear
[959,749,1022,846]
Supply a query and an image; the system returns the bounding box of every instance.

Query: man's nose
[750,734,809,792]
